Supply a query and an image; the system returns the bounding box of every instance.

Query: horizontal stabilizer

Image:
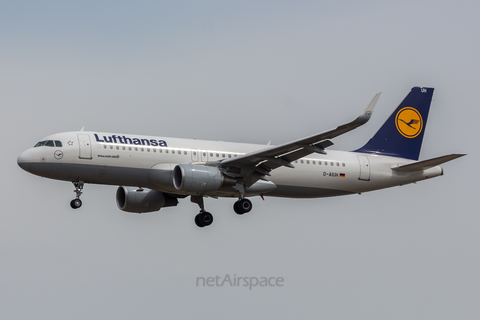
[391,154,466,172]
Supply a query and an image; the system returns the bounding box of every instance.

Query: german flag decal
[340,173,345,178]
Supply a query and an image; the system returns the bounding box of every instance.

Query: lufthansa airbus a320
[17,87,465,227]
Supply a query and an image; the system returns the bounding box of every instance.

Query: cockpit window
[34,141,47,147]
[34,140,58,147]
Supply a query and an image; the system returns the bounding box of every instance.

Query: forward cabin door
[78,134,92,159]
[357,155,370,181]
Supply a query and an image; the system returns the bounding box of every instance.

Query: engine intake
[116,187,178,213]
[173,164,235,194]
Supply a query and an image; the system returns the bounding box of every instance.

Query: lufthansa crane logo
[395,107,423,138]
[54,150,64,160]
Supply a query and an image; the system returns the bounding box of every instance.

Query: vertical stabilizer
[354,87,434,160]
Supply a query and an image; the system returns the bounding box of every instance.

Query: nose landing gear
[70,181,84,209]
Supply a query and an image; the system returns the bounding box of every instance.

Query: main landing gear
[233,198,252,215]
[191,195,214,228]
[70,181,84,209]
[233,180,253,215]
[190,195,254,228]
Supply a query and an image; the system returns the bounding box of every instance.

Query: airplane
[17,87,465,227]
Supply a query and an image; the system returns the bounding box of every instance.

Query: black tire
[195,212,213,227]
[239,199,252,213]
[200,212,213,226]
[234,199,252,215]
[70,199,82,209]
[233,201,242,215]
[195,214,204,227]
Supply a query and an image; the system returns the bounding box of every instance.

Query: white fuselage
[17,131,443,198]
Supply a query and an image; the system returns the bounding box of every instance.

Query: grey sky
[1,1,478,319]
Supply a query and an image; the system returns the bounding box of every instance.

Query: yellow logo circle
[395,107,423,138]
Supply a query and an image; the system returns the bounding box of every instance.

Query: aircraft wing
[219,92,381,178]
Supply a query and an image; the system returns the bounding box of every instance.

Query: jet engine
[116,187,178,213]
[173,164,236,194]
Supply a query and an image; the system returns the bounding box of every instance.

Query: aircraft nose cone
[17,149,32,172]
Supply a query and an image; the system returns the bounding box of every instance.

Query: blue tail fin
[354,87,434,160]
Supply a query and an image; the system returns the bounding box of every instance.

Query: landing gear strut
[191,195,213,228]
[70,181,84,209]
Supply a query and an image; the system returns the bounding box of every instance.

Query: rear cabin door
[357,155,371,181]
[78,134,92,159]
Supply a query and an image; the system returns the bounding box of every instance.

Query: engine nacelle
[173,164,235,194]
[116,187,178,213]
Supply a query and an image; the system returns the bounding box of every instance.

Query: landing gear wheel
[70,199,82,209]
[234,198,252,215]
[195,211,214,228]
[233,202,241,214]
